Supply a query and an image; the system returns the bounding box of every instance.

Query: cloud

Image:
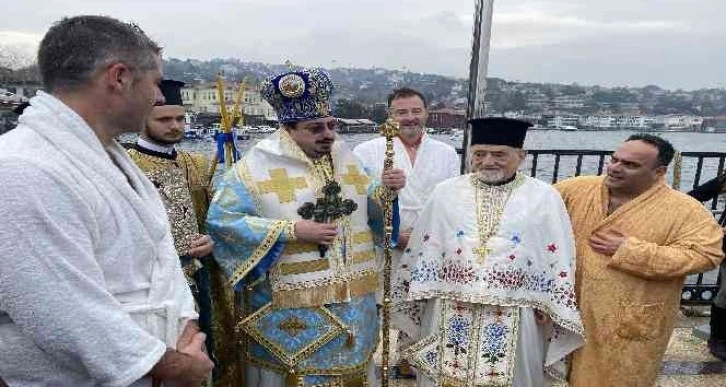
[489,10,686,49]
[0,31,41,68]
[0,0,723,89]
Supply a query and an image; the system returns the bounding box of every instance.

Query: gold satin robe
[555,175,723,387]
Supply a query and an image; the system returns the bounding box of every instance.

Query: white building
[581,115,616,129]
[525,93,549,109]
[580,115,657,130]
[552,95,585,109]
[545,114,579,128]
[655,115,703,131]
[181,82,276,120]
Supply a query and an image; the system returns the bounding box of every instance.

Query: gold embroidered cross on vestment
[257,168,308,203]
[278,316,308,337]
[340,165,369,195]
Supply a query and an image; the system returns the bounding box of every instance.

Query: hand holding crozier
[381,168,406,191]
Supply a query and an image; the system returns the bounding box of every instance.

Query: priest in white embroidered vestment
[392,117,585,387]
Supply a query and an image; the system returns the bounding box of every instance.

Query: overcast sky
[1,0,724,90]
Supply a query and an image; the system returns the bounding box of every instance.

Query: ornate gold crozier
[379,117,399,387]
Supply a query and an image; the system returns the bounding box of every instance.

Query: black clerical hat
[158,79,185,106]
[12,102,30,115]
[469,117,532,148]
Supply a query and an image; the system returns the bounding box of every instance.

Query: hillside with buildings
[162,58,726,132]
[4,58,726,132]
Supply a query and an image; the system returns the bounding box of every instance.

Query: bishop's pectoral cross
[298,181,358,258]
[473,245,491,264]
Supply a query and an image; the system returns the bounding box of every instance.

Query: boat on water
[233,126,251,140]
[246,125,277,134]
[183,126,203,140]
[448,129,464,142]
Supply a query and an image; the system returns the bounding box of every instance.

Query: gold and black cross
[298,180,358,257]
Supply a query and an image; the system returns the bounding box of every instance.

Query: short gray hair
[38,15,162,92]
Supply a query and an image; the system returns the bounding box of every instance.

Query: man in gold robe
[556,134,724,386]
[128,79,240,385]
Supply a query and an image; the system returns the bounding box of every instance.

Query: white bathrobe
[354,135,460,304]
[0,92,197,387]
[354,135,460,231]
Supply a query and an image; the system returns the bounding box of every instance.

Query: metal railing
[457,148,726,305]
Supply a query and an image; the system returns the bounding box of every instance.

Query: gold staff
[207,75,246,182]
[378,117,399,387]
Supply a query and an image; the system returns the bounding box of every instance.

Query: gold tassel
[346,329,355,348]
[272,272,378,309]
[285,369,303,387]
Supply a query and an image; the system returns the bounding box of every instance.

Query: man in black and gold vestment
[128,79,240,386]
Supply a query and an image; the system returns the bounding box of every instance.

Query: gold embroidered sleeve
[283,220,298,242]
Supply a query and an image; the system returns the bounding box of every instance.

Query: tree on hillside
[334,99,369,119]
[371,104,389,124]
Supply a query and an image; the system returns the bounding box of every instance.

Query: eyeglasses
[301,120,339,135]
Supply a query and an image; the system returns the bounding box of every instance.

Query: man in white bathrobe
[354,87,460,250]
[354,87,460,374]
[0,15,213,386]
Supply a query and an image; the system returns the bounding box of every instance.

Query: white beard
[478,170,509,184]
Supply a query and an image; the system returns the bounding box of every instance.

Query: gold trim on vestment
[246,350,375,385]
[235,158,263,211]
[272,271,379,309]
[351,231,373,245]
[284,242,321,255]
[407,291,584,336]
[351,250,375,265]
[276,233,374,279]
[284,221,298,241]
[228,220,287,287]
[472,173,525,264]
[295,371,369,387]
[279,259,331,276]
[239,303,346,369]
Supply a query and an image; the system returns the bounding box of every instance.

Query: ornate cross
[298,180,358,257]
[278,316,308,337]
[473,245,491,264]
[257,168,308,203]
[340,165,369,195]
